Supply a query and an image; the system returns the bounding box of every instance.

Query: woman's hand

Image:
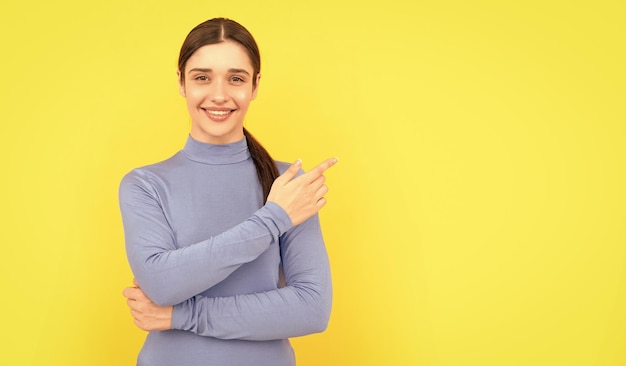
[122,280,173,332]
[267,157,338,226]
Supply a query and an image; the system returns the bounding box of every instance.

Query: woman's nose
[209,80,227,103]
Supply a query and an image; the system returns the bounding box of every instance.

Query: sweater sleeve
[119,170,293,306]
[170,213,332,341]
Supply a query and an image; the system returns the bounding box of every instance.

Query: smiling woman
[119,18,338,366]
[180,42,259,145]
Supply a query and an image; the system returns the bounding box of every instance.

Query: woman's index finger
[304,158,338,181]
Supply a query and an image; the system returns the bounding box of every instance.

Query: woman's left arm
[124,213,332,340]
[176,213,332,340]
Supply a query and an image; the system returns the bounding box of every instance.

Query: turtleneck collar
[182,135,251,165]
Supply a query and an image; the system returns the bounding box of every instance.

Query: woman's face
[179,41,259,145]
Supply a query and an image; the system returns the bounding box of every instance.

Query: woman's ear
[177,70,186,97]
[251,73,261,100]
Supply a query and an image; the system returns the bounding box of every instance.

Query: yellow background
[1,0,624,365]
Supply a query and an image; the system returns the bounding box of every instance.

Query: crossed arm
[121,158,337,340]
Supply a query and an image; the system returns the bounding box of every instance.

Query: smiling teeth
[207,110,230,115]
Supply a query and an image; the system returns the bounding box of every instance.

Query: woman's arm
[120,158,336,308]
[124,213,332,340]
[120,172,292,306]
[172,213,332,340]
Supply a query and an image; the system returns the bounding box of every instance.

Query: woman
[120,18,337,366]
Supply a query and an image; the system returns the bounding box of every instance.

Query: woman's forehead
[185,42,253,73]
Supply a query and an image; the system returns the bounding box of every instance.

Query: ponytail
[243,128,279,203]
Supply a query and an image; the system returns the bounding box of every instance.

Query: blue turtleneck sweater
[119,136,332,366]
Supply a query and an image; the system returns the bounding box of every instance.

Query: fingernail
[294,159,302,167]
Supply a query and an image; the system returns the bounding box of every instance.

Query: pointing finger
[302,157,338,183]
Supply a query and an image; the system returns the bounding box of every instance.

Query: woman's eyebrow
[188,68,212,73]
[228,68,251,75]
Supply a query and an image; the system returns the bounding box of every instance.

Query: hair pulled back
[178,18,279,203]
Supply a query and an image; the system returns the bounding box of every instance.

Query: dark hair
[178,18,278,203]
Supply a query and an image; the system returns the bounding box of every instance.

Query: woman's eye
[231,76,244,83]
[194,75,209,81]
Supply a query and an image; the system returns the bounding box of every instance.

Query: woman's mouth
[203,108,234,122]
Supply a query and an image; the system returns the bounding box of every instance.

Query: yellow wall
[1,1,624,365]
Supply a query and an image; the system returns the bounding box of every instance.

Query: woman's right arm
[119,173,292,307]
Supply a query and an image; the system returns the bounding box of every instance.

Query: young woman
[120,18,337,366]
